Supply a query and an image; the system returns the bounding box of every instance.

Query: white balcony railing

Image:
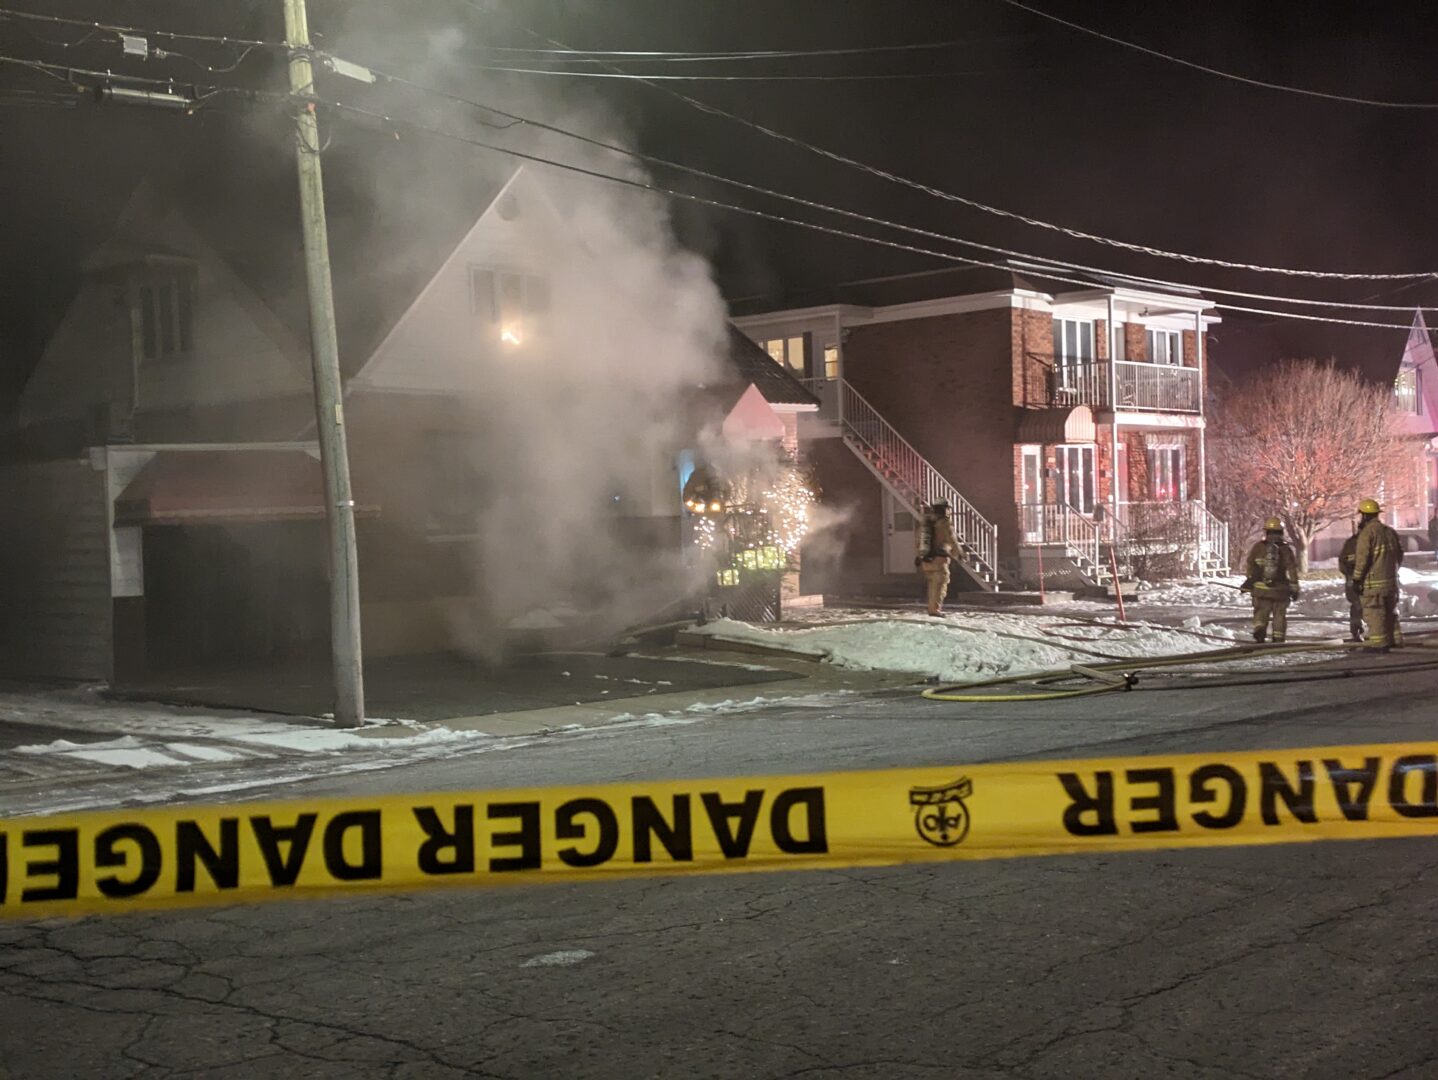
[1050,361,1202,413]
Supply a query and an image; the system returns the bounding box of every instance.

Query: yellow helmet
[1358,498,1381,515]
[1264,517,1282,532]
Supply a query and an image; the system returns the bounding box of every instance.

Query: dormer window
[136,262,197,362]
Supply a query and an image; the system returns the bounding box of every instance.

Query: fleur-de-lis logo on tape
[908,777,972,847]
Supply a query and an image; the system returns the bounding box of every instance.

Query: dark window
[137,265,196,362]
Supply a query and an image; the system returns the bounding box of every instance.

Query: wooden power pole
[283,0,365,728]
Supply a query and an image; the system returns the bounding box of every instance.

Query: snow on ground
[689,608,1279,684]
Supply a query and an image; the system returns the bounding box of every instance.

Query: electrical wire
[463,15,1438,281]
[992,0,1438,111]
[447,40,1021,61]
[0,6,276,49]
[428,63,1020,82]
[306,92,1438,332]
[346,56,1438,317]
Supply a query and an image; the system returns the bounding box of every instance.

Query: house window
[1147,329,1182,365]
[760,336,807,373]
[822,343,839,379]
[1052,319,1095,387]
[1396,367,1422,415]
[1147,444,1186,502]
[137,265,197,362]
[470,266,548,345]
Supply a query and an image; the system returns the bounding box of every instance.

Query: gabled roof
[720,327,819,407]
[1395,309,1438,437]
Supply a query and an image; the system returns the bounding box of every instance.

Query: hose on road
[921,633,1438,702]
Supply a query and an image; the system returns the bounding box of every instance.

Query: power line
[304,91,1432,332]
[424,63,1020,82]
[993,0,1438,110]
[351,52,1438,316]
[449,40,1019,61]
[0,6,277,49]
[465,13,1438,281]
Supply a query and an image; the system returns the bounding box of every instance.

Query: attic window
[470,266,549,346]
[136,263,197,362]
[1396,367,1422,416]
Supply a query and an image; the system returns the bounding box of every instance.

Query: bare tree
[1207,359,1410,571]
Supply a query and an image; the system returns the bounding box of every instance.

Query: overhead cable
[353,55,1438,315]
[463,14,1438,280]
[305,92,1434,331]
[993,0,1438,111]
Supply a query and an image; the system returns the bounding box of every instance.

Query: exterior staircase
[1022,503,1116,589]
[805,378,999,591]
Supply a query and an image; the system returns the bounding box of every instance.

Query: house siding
[0,458,113,681]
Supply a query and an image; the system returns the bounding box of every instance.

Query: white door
[1055,445,1096,514]
[1021,446,1044,542]
[883,489,919,573]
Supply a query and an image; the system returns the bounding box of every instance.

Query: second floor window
[761,336,806,372]
[1396,368,1422,415]
[1147,329,1182,365]
[470,266,548,346]
[137,266,197,362]
[1053,319,1095,368]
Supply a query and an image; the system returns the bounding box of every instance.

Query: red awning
[115,449,378,525]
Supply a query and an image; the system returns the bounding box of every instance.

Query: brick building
[733,267,1227,594]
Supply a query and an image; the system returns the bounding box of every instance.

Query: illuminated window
[1147,329,1182,365]
[470,266,548,345]
[1396,368,1422,415]
[760,336,807,372]
[136,264,196,362]
[823,344,839,378]
[1147,444,1186,502]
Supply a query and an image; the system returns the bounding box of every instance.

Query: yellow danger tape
[4,740,1438,919]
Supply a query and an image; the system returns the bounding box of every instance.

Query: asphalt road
[3,658,1438,1079]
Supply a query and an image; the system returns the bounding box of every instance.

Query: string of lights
[993,0,1438,111]
[463,15,1438,281]
[348,55,1438,316]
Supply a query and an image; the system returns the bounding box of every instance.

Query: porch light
[500,325,523,346]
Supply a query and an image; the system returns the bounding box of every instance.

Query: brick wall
[1012,308,1053,408]
[843,307,1023,557]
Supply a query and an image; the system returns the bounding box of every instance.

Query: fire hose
[920,633,1438,703]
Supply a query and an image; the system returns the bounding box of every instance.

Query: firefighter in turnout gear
[1352,498,1404,652]
[916,501,957,617]
[1338,527,1365,643]
[1240,517,1299,643]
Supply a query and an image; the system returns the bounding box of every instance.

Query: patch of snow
[520,949,594,968]
[689,613,1328,684]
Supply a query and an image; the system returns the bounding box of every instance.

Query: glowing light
[709,501,722,512]
[500,326,523,346]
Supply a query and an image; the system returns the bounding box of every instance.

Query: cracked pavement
[2,662,1437,1078]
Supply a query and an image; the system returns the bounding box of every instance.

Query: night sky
[3,0,1437,409]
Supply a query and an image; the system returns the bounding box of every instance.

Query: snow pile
[689,613,1254,684]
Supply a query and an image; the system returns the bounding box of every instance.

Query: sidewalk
[0,645,912,817]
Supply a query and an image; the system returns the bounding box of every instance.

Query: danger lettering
[1056,754,1438,836]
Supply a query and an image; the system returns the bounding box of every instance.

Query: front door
[1055,444,1096,514]
[1021,446,1044,542]
[883,489,918,573]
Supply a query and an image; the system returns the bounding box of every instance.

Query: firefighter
[915,501,957,617]
[1240,517,1299,643]
[1338,525,1364,643]
[1352,497,1404,652]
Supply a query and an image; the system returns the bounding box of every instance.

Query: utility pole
[283,0,365,728]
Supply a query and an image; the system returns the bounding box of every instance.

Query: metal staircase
[1023,503,1115,588]
[809,378,999,591]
